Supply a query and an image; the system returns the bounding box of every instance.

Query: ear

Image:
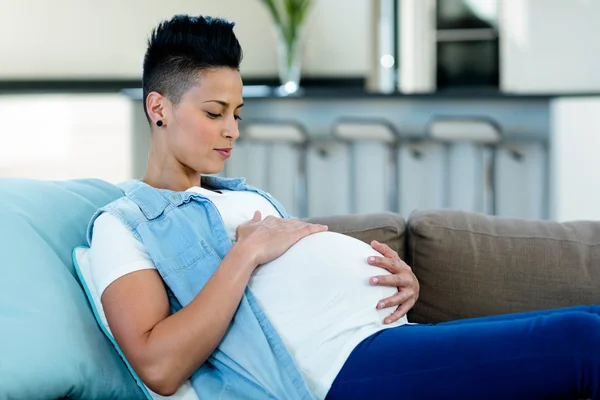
[146,91,168,125]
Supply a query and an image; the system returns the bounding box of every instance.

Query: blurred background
[1,0,599,221]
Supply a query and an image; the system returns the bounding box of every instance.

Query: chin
[199,163,226,176]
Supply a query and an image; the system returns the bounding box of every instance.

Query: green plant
[259,0,312,51]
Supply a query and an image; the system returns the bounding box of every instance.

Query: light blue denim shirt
[87,176,315,400]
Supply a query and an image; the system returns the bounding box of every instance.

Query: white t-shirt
[89,187,408,400]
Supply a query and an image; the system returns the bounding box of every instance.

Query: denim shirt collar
[119,176,255,221]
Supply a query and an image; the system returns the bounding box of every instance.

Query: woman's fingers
[370,240,400,261]
[285,219,327,233]
[369,272,413,287]
[306,222,328,233]
[367,256,401,273]
[375,290,413,310]
[295,221,328,239]
[383,301,414,325]
[368,255,414,274]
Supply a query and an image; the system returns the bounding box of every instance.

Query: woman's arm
[101,241,256,396]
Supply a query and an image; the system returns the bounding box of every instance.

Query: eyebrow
[203,100,244,109]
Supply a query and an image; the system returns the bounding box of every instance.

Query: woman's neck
[143,172,200,192]
[143,140,201,192]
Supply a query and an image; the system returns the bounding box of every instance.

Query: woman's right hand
[236,211,328,266]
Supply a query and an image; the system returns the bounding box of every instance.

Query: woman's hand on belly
[235,210,329,266]
[367,240,420,324]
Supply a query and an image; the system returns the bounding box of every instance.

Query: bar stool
[427,116,502,215]
[332,118,400,214]
[238,120,310,218]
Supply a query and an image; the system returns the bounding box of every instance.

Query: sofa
[2,177,599,399]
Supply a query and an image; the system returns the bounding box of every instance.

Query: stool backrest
[332,119,398,143]
[242,122,307,144]
[428,118,501,144]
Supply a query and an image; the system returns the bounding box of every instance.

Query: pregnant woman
[86,14,600,400]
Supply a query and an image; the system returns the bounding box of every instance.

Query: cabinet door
[306,141,351,217]
[500,0,600,93]
[398,141,445,217]
[495,142,547,220]
[267,143,301,217]
[447,142,485,213]
[405,142,496,216]
[351,141,392,214]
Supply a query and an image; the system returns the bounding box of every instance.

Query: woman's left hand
[368,240,420,324]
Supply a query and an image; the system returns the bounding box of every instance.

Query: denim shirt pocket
[155,240,222,307]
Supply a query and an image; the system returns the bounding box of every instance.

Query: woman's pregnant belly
[247,231,408,395]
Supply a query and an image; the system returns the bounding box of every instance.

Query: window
[0,94,133,182]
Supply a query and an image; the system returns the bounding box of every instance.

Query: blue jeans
[326,305,600,399]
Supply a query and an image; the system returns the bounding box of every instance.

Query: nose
[222,117,240,142]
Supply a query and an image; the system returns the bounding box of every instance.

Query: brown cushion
[304,212,406,259]
[406,209,600,324]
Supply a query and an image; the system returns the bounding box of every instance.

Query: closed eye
[206,112,221,119]
[234,115,243,121]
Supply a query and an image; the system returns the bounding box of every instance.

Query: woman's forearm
[139,242,257,395]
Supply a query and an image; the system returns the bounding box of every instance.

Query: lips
[215,148,232,159]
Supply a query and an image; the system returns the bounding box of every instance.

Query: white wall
[0,0,369,79]
[500,0,600,93]
[550,97,600,221]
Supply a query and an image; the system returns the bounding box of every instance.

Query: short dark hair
[142,15,243,121]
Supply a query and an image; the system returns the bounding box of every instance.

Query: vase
[274,26,304,95]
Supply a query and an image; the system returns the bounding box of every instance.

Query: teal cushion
[0,178,145,399]
[73,247,153,399]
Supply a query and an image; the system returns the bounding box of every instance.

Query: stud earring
[156,120,163,127]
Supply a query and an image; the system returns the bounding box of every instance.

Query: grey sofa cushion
[305,212,406,259]
[406,209,600,324]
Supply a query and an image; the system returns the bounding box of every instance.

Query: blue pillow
[0,178,146,399]
[72,246,153,399]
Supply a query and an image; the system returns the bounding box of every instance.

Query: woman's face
[167,67,244,175]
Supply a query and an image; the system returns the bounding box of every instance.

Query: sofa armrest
[406,209,600,324]
[304,212,406,260]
